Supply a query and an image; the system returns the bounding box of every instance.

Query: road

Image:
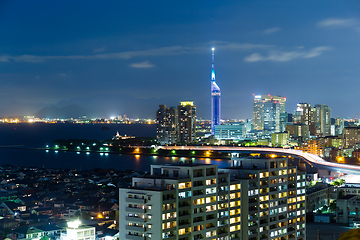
[158,146,360,175]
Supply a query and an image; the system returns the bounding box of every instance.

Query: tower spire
[211,48,215,81]
[210,48,221,135]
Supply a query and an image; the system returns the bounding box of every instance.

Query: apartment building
[228,154,306,240]
[119,155,306,240]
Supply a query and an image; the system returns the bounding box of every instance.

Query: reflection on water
[0,147,231,172]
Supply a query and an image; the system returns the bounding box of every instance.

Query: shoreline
[0,145,231,160]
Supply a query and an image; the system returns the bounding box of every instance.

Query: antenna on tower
[211,48,215,81]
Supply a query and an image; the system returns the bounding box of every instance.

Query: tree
[329,201,337,212]
[330,179,345,187]
[322,205,329,212]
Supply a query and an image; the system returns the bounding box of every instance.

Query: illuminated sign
[180,102,194,106]
[254,95,261,99]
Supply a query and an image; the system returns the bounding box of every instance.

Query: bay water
[0,123,230,171]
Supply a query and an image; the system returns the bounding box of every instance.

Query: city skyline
[1,1,360,119]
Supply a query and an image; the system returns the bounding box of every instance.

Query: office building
[263,101,280,132]
[335,117,345,135]
[293,103,316,135]
[280,113,292,133]
[214,123,246,140]
[156,105,178,145]
[119,155,306,240]
[314,104,331,136]
[210,48,221,135]
[253,95,286,132]
[285,124,310,142]
[178,102,197,143]
[293,103,311,125]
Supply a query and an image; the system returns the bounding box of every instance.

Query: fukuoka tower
[210,48,221,135]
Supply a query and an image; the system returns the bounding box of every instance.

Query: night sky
[1,1,360,119]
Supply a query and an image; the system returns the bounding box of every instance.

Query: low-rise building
[60,220,95,240]
[306,182,332,213]
[296,139,325,157]
[336,195,360,225]
[271,132,289,147]
[214,123,247,140]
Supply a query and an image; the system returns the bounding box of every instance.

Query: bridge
[158,146,360,175]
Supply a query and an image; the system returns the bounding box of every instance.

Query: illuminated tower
[211,48,221,135]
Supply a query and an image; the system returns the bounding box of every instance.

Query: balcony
[178,214,191,220]
[126,216,145,223]
[126,234,145,240]
[218,231,229,238]
[163,198,176,203]
[126,197,145,204]
[126,207,145,213]
[163,236,176,240]
[126,225,145,232]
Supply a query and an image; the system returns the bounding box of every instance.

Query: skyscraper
[293,103,316,135]
[211,48,221,135]
[314,104,331,136]
[253,95,286,132]
[156,105,178,145]
[263,101,280,132]
[178,101,197,143]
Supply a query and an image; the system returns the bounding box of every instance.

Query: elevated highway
[159,146,360,175]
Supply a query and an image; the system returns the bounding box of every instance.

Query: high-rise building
[293,103,311,125]
[156,105,178,145]
[335,117,345,135]
[253,95,286,132]
[293,103,316,135]
[178,101,197,143]
[211,48,221,135]
[229,154,306,240]
[263,101,280,132]
[314,104,331,136]
[119,155,306,240]
[343,126,360,148]
[280,113,292,133]
[286,124,310,141]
